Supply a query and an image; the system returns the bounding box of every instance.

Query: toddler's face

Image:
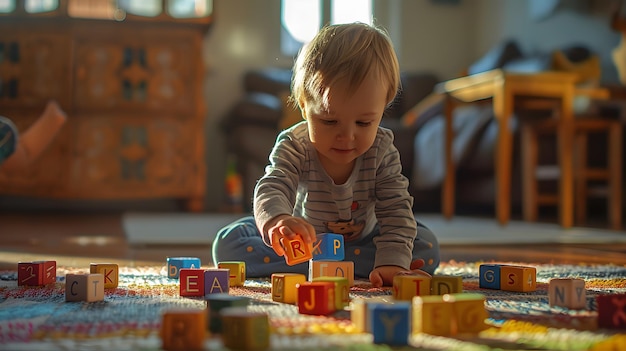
[301,72,388,172]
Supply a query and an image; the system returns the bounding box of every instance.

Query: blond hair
[291,22,400,110]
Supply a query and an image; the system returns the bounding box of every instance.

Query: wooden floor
[1,211,626,270]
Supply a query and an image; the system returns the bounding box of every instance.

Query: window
[281,0,373,57]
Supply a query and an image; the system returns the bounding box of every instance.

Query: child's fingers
[270,231,285,257]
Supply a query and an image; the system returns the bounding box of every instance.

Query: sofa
[221,39,619,216]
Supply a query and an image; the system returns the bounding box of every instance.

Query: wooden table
[437,69,609,227]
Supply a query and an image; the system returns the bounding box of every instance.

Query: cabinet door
[69,114,200,197]
[73,34,197,114]
[0,110,69,193]
[0,27,72,108]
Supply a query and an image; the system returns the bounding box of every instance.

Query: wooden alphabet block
[220,307,270,350]
[412,295,454,336]
[296,281,335,315]
[309,260,354,286]
[65,273,105,302]
[179,268,205,297]
[350,297,391,333]
[312,233,344,261]
[500,265,536,292]
[18,260,56,286]
[313,276,350,309]
[392,274,431,301]
[597,293,626,329]
[444,293,488,334]
[161,308,206,351]
[370,301,411,346]
[549,278,587,310]
[479,264,501,290]
[431,275,463,295]
[281,234,313,265]
[90,263,119,289]
[167,257,201,279]
[206,293,249,333]
[271,273,306,304]
[217,261,246,287]
[203,269,230,296]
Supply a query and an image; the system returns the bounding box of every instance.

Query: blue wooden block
[204,268,230,295]
[312,233,344,261]
[479,264,501,290]
[167,257,201,279]
[369,302,411,346]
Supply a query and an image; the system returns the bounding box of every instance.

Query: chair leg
[521,124,538,222]
[608,123,622,230]
[574,132,588,226]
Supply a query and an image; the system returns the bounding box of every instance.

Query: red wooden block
[597,293,626,329]
[296,281,335,315]
[179,269,205,297]
[18,260,56,286]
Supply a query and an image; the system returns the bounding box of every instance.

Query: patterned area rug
[1,261,626,351]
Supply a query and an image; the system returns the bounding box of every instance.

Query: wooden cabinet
[0,0,212,211]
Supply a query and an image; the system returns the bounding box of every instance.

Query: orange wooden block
[431,275,463,295]
[217,261,246,287]
[309,260,354,286]
[179,269,205,297]
[500,265,536,292]
[445,293,488,334]
[313,276,350,309]
[65,273,105,302]
[392,274,431,301]
[412,295,454,336]
[161,308,206,351]
[90,263,119,289]
[549,278,587,309]
[296,281,335,315]
[281,234,313,265]
[271,273,306,304]
[221,307,270,350]
[18,260,56,286]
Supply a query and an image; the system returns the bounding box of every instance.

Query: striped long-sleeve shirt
[254,121,417,270]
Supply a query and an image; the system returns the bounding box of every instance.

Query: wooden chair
[521,116,622,229]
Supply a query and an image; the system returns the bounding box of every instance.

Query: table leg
[442,96,455,219]
[493,82,513,225]
[558,90,575,228]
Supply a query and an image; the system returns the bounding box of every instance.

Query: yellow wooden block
[65,273,105,302]
[313,276,350,309]
[412,295,454,336]
[271,273,306,304]
[549,278,586,309]
[500,265,536,292]
[281,234,313,265]
[431,275,463,295]
[350,297,392,333]
[392,274,431,301]
[309,260,354,286]
[161,308,206,351]
[218,261,246,287]
[90,263,119,289]
[221,307,270,350]
[444,293,488,334]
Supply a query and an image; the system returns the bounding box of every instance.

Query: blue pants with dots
[211,216,440,278]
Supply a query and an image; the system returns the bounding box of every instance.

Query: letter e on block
[161,308,206,351]
[597,293,626,329]
[179,269,205,297]
[549,278,586,310]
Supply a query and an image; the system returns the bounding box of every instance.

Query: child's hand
[267,215,316,256]
[369,263,431,288]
